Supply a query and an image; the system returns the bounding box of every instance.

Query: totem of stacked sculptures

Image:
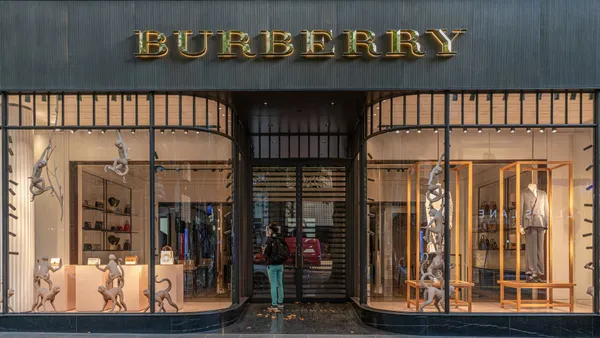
[419,155,454,312]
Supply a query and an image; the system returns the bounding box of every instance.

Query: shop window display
[153,129,233,312]
[365,92,595,314]
[5,95,150,313]
[2,93,235,313]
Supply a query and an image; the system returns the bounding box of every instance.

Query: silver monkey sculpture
[105,130,129,183]
[28,98,64,220]
[29,144,53,202]
[419,154,451,312]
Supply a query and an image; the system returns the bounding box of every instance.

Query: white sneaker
[277,304,284,309]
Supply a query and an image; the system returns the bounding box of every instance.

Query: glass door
[300,166,347,300]
[252,167,299,301]
[252,165,347,301]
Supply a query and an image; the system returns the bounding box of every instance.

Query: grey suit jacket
[520,188,549,228]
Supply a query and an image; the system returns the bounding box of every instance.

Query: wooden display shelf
[405,279,475,312]
[498,280,575,312]
[498,161,575,312]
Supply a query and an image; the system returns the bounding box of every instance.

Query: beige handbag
[160,246,174,265]
[125,255,138,265]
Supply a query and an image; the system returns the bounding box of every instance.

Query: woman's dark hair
[268,222,279,234]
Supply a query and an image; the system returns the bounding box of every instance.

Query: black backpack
[270,238,290,265]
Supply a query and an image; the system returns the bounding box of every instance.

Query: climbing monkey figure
[95,255,123,287]
[142,275,180,313]
[29,144,54,202]
[426,154,445,203]
[104,131,129,183]
[34,256,62,290]
[424,206,444,247]
[98,262,127,312]
[31,280,60,312]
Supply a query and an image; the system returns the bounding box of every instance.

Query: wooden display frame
[498,161,575,312]
[405,161,474,312]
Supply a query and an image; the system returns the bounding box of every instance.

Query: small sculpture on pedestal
[98,262,127,312]
[34,256,62,290]
[31,282,60,312]
[95,254,123,287]
[142,275,180,313]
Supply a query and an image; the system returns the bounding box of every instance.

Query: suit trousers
[525,227,545,275]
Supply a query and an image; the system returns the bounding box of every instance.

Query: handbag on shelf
[125,256,138,265]
[160,246,174,265]
[478,235,490,250]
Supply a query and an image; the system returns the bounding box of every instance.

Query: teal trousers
[267,264,284,306]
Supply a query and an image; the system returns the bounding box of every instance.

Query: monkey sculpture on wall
[104,131,130,183]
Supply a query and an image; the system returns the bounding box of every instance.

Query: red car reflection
[253,236,322,267]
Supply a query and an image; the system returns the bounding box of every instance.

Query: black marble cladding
[352,300,600,337]
[0,301,246,334]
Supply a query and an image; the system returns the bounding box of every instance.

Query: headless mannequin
[520,183,546,235]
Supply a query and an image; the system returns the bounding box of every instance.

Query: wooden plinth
[498,280,575,312]
[405,279,474,312]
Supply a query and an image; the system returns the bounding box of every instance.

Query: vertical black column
[443,91,451,314]
[1,92,8,314]
[148,92,156,313]
[594,90,600,314]
[359,143,367,304]
[231,143,240,304]
[296,165,303,300]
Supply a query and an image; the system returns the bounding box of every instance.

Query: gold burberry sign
[134,29,466,59]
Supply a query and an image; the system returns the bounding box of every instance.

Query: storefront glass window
[365,91,595,314]
[366,129,446,311]
[153,129,233,312]
[451,125,594,313]
[6,94,150,313]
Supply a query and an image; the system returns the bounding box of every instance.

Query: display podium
[498,161,575,312]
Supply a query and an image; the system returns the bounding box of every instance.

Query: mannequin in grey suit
[520,183,549,282]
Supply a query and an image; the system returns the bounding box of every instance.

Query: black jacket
[263,236,286,266]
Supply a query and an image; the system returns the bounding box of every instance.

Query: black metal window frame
[0,91,246,315]
[357,89,600,315]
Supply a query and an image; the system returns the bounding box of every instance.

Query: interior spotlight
[417,128,422,133]
[463,128,468,134]
[405,129,410,134]
[510,128,515,133]
[263,102,268,106]
[70,129,75,134]
[184,130,188,134]
[131,129,135,134]
[552,128,557,133]
[434,128,439,133]
[477,128,483,133]
[171,129,176,134]
[395,130,399,134]
[160,129,164,134]
[539,128,545,133]
[496,128,501,133]
[101,129,106,134]
[87,129,92,134]
[526,128,532,133]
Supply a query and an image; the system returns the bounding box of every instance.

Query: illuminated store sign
[134,29,466,59]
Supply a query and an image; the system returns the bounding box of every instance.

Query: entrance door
[252,165,347,301]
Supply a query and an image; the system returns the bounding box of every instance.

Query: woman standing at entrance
[263,222,289,312]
